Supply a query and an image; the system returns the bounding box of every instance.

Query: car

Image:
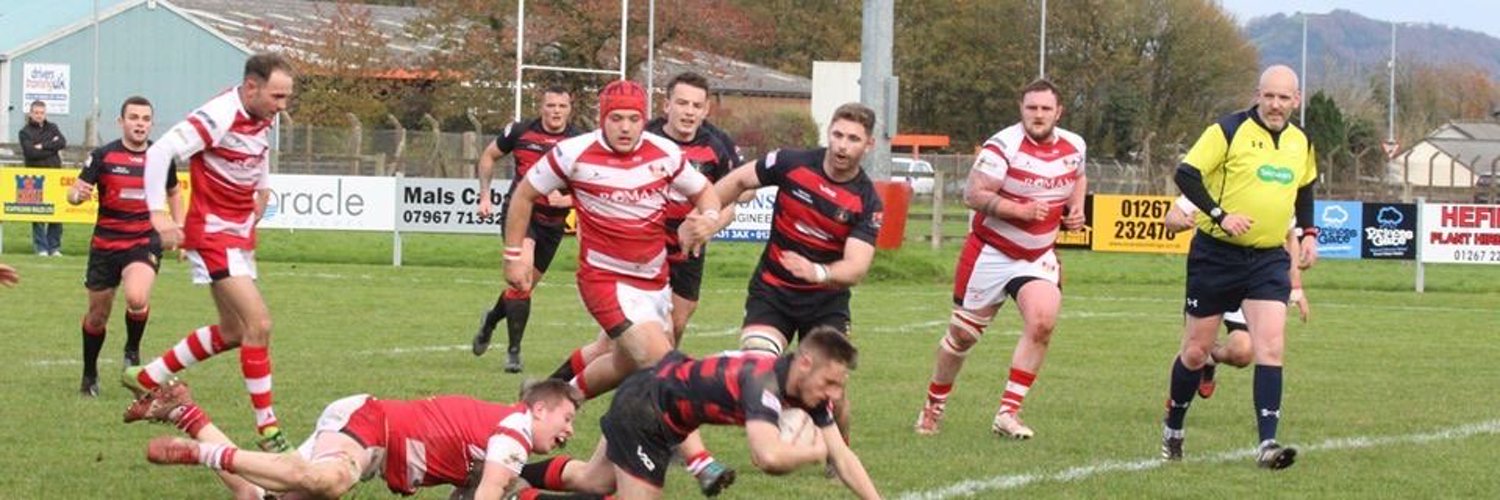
[891,157,935,195]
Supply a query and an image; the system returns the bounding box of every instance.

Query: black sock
[1253,364,1284,443]
[82,326,106,379]
[549,358,576,381]
[519,456,570,490]
[504,296,532,353]
[1165,356,1201,431]
[125,309,149,354]
[1201,363,1217,383]
[481,294,507,333]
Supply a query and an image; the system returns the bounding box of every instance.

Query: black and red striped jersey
[651,351,835,436]
[496,118,583,221]
[646,118,742,260]
[752,148,883,291]
[80,140,178,251]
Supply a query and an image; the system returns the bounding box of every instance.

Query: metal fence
[274,114,483,179]
[5,124,1494,204]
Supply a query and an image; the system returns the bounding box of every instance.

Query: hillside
[1244,9,1500,83]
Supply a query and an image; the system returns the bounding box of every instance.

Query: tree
[886,0,1258,171]
[719,108,818,157]
[407,0,761,131]
[245,1,401,125]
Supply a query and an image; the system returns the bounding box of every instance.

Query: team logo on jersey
[649,161,670,179]
[1256,165,1294,185]
[833,208,851,224]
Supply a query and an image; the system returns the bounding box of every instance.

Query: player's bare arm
[710,161,763,231]
[1063,175,1088,230]
[1175,163,1254,236]
[253,189,271,224]
[744,420,826,475]
[0,263,18,287]
[1293,165,1319,269]
[67,179,94,205]
[963,165,1048,222]
[1284,231,1310,322]
[471,461,519,500]
[678,180,724,257]
[710,191,756,234]
[1164,204,1196,233]
[503,180,544,291]
[821,424,881,500]
[780,238,875,288]
[544,191,573,209]
[476,140,506,217]
[168,185,186,227]
[145,118,211,249]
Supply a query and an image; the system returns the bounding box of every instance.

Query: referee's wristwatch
[1208,207,1226,225]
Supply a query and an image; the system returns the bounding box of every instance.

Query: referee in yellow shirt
[1159,65,1319,470]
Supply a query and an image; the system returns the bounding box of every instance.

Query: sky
[1217,0,1500,38]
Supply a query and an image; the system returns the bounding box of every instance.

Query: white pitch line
[897,419,1500,500]
[357,344,470,355]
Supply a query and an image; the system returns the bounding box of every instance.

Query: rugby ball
[778,408,821,447]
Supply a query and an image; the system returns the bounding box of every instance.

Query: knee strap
[739,329,785,356]
[941,310,993,357]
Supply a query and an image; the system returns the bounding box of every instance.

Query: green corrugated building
[1,0,250,154]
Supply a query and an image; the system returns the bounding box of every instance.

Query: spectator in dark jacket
[18,100,67,255]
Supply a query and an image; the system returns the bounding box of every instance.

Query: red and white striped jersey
[152,87,273,250]
[527,130,709,286]
[969,124,1086,261]
[374,397,533,494]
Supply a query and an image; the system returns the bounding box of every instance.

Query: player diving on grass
[128,378,588,500]
[515,328,880,500]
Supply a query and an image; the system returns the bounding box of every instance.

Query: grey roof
[167,0,806,97]
[168,0,433,64]
[1429,120,1500,141]
[636,46,812,98]
[1426,139,1500,173]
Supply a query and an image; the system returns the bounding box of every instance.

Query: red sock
[240,345,278,433]
[927,382,953,404]
[685,451,714,475]
[504,287,532,300]
[141,325,228,390]
[999,368,1037,414]
[174,405,211,438]
[568,349,588,377]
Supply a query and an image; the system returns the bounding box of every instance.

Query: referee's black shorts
[1183,232,1290,318]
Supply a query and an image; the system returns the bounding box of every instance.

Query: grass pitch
[2,223,1498,498]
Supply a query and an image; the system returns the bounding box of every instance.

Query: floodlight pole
[619,0,629,80]
[860,0,894,179]
[1038,0,1047,79]
[1300,12,1307,126]
[513,0,526,121]
[1388,22,1397,143]
[646,0,655,113]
